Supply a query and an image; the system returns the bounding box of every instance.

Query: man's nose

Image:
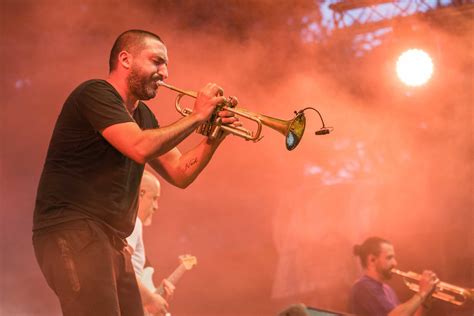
[158,65,168,80]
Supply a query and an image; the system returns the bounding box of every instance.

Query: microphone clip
[297,107,333,136]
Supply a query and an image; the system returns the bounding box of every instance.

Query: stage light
[396,49,433,87]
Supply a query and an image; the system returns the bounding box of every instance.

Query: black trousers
[33,219,144,316]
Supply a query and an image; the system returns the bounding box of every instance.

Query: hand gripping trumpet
[392,269,473,306]
[157,81,332,151]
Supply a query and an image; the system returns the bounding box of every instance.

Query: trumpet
[157,81,330,150]
[392,269,473,306]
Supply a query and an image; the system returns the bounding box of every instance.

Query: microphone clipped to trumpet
[157,81,332,151]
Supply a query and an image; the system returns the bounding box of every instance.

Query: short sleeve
[126,219,146,277]
[76,80,134,131]
[126,219,142,252]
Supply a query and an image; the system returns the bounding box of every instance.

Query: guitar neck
[155,263,187,296]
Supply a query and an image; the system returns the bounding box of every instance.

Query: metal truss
[330,0,438,30]
[326,0,474,34]
[310,0,474,56]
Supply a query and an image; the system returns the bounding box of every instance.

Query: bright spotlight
[396,49,434,87]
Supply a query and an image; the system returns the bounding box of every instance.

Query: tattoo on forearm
[185,157,198,169]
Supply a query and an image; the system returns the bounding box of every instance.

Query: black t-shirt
[33,79,159,238]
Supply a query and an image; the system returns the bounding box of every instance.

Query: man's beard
[128,66,158,101]
[380,267,393,280]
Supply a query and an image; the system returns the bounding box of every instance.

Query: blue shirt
[349,275,400,316]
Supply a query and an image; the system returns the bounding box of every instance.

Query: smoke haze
[1,0,472,315]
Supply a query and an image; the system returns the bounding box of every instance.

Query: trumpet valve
[209,125,222,140]
[197,121,213,137]
[226,96,239,108]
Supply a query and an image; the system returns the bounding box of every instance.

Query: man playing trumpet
[349,237,438,316]
[33,29,238,315]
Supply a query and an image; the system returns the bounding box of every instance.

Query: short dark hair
[109,29,164,72]
[353,236,391,268]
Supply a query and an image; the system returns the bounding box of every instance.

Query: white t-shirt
[126,217,146,278]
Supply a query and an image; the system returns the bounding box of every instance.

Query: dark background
[1,0,472,315]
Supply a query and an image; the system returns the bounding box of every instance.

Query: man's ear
[118,50,132,70]
[368,254,377,264]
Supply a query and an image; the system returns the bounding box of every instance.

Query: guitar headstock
[179,254,197,270]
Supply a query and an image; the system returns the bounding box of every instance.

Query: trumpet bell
[286,112,306,151]
[258,111,306,151]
